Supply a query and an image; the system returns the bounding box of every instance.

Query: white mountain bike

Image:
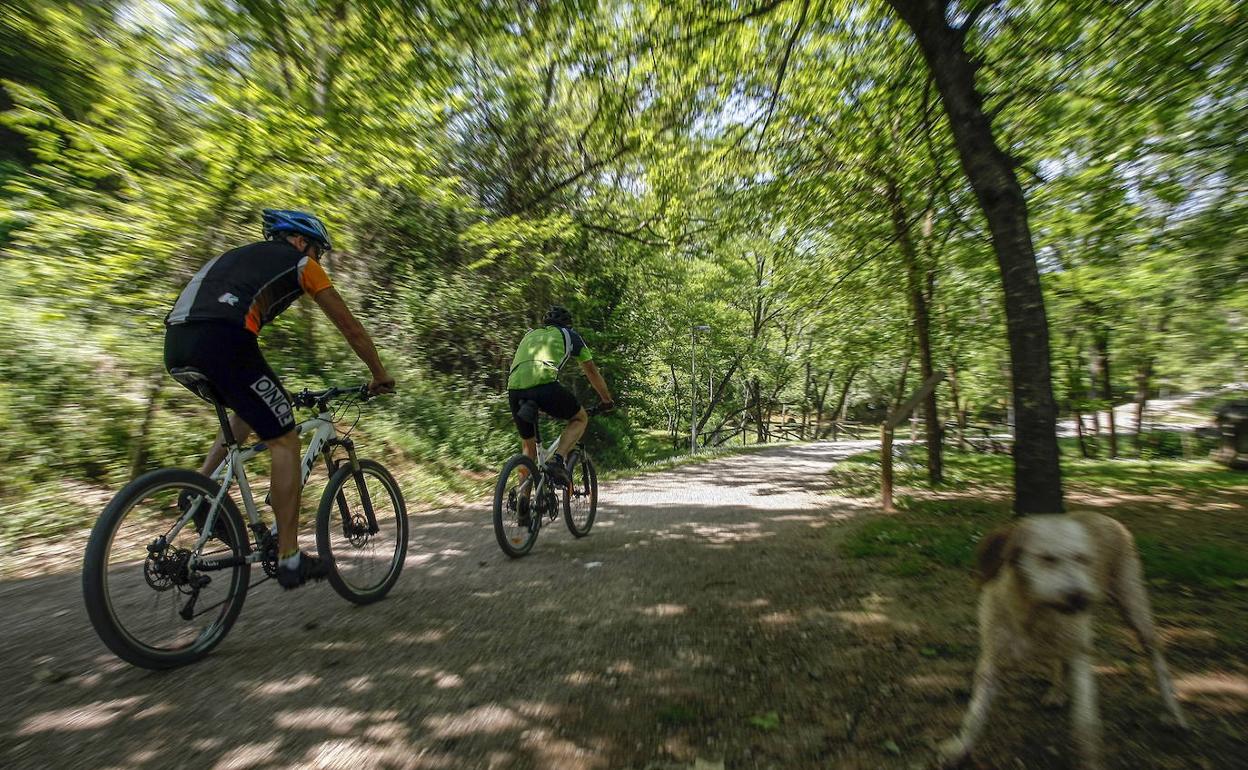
[82,376,407,669]
[492,402,606,557]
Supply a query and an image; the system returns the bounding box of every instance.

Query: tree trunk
[1134,358,1152,453]
[669,361,683,449]
[813,369,835,439]
[1087,336,1103,437]
[129,375,164,480]
[887,178,943,484]
[695,350,747,437]
[1093,328,1117,458]
[948,363,968,451]
[885,0,1063,514]
[802,349,813,439]
[1074,410,1089,458]
[751,377,765,443]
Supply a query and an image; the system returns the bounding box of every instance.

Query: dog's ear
[976,526,1018,584]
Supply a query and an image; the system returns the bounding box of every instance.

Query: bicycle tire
[316,459,408,605]
[563,450,598,537]
[82,468,250,669]
[493,454,542,558]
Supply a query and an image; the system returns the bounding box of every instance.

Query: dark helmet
[544,305,573,328]
[262,209,333,251]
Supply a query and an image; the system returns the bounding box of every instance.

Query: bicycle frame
[173,408,355,567]
[521,418,588,502]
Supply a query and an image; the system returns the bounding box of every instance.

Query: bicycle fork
[327,438,381,542]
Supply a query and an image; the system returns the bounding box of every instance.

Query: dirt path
[3,441,939,770]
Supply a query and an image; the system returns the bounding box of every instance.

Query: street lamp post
[691,325,710,453]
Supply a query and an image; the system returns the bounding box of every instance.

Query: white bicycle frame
[174,409,341,565]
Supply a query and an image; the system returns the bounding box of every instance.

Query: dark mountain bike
[492,403,606,558]
[82,378,407,669]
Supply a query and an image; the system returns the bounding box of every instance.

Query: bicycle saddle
[169,367,224,405]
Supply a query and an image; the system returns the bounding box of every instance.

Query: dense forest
[1,1,1243,541]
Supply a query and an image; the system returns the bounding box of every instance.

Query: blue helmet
[262,209,332,251]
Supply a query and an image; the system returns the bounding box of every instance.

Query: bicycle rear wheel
[316,459,408,605]
[493,454,542,557]
[82,468,250,669]
[563,450,598,537]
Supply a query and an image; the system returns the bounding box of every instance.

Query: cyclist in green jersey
[507,306,614,485]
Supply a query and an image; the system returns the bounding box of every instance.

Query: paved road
[0,441,882,770]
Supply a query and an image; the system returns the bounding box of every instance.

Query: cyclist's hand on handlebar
[598,401,615,414]
[369,373,396,396]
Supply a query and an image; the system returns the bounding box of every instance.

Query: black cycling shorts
[164,321,296,441]
[508,381,582,439]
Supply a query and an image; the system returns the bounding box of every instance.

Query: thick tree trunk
[885,0,1063,514]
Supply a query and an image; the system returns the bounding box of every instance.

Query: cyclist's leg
[166,322,258,476]
[183,331,304,546]
[267,428,301,555]
[556,408,588,460]
[530,382,583,473]
[508,389,540,479]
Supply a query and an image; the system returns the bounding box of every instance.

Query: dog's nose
[1063,591,1090,612]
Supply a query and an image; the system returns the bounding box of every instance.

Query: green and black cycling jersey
[506,325,593,390]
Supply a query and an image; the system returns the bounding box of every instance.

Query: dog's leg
[1113,545,1189,729]
[1069,651,1103,770]
[1042,658,1068,708]
[939,653,998,767]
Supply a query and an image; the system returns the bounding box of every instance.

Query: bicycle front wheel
[564,450,598,537]
[493,454,541,558]
[82,468,250,669]
[316,459,408,605]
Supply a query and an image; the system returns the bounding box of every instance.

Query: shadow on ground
[0,442,1243,769]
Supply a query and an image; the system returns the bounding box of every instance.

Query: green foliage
[0,0,1243,552]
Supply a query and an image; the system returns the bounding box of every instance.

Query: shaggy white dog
[939,512,1188,769]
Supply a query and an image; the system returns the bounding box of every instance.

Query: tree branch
[755,0,811,152]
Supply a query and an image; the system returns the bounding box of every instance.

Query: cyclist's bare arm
[580,360,613,405]
[314,287,394,393]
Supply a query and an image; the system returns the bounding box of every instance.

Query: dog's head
[977,516,1099,614]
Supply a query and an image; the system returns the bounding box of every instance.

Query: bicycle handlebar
[292,384,378,410]
[587,402,614,417]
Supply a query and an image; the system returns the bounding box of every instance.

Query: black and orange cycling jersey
[165,240,333,334]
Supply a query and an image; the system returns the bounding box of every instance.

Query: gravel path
[1,441,896,770]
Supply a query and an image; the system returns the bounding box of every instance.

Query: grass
[832,436,1246,497]
[833,438,1248,589]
